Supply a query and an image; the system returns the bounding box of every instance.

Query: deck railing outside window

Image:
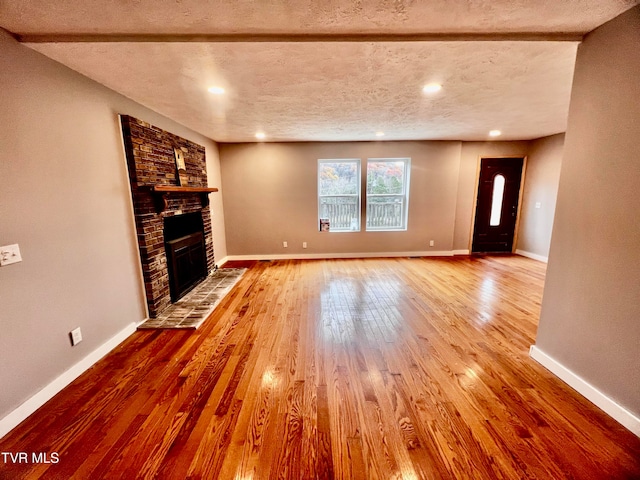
[319,197,359,230]
[366,196,404,229]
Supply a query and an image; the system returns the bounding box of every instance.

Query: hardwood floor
[1,256,639,479]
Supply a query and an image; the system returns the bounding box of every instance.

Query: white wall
[516,134,564,261]
[205,138,228,264]
[0,30,226,425]
[220,141,463,256]
[534,5,640,421]
[220,138,561,258]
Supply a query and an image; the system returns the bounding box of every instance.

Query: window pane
[318,159,361,231]
[366,159,410,231]
[319,162,358,195]
[367,161,405,195]
[490,174,505,226]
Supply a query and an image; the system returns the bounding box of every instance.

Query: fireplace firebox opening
[164,212,208,302]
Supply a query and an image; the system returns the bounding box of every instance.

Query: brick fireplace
[120,115,215,317]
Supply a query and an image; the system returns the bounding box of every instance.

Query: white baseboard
[530,345,640,437]
[0,322,137,440]
[516,249,548,263]
[214,256,229,268]
[453,249,470,255]
[226,251,455,261]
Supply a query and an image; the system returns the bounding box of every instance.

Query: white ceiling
[1,0,638,143]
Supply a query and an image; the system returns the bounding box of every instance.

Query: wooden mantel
[151,185,219,212]
[152,186,219,194]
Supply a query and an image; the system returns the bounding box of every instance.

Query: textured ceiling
[2,0,637,35]
[1,1,638,142]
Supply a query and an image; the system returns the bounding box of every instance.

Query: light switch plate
[0,244,22,266]
[70,327,83,346]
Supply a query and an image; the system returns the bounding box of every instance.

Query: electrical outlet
[303,242,307,248]
[535,202,541,209]
[283,241,288,248]
[429,240,435,247]
[0,244,22,266]
[70,327,83,346]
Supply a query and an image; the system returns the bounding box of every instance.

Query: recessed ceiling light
[255,132,266,140]
[422,83,442,94]
[489,130,502,137]
[376,131,385,137]
[207,86,225,94]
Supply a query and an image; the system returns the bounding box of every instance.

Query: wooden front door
[472,157,524,253]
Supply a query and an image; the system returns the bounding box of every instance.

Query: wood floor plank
[1,256,639,479]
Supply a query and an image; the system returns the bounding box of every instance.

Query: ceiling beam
[17,32,584,43]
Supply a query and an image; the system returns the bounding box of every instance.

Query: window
[489,174,505,226]
[318,159,361,231]
[366,158,411,231]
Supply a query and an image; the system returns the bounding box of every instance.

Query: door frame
[468,155,528,254]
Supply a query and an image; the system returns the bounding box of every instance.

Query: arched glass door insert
[489,174,505,226]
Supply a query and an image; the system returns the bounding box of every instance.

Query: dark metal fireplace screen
[164,213,208,301]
